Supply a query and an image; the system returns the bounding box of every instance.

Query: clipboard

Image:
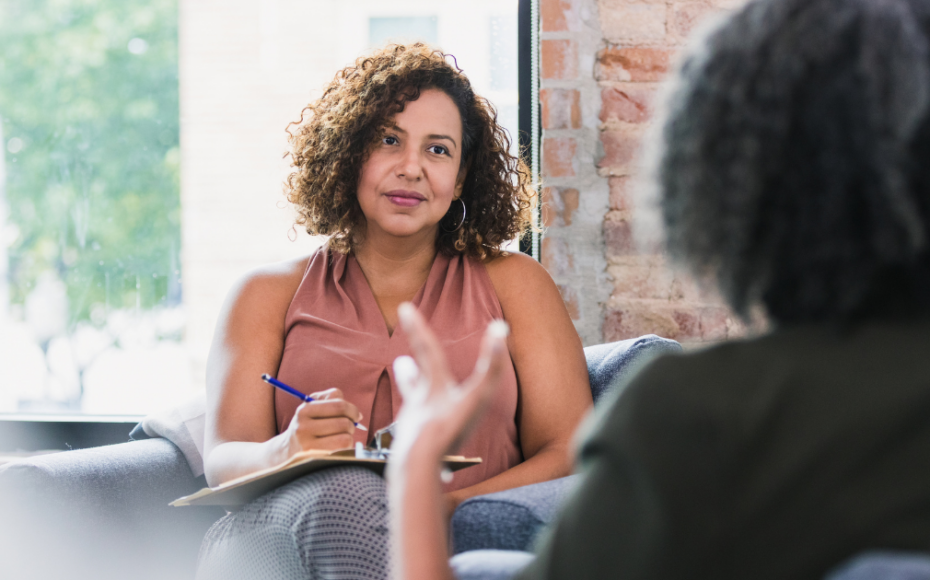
[171,443,481,507]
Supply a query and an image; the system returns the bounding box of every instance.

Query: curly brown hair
[284,43,535,260]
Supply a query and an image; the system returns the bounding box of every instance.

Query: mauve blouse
[274,247,522,492]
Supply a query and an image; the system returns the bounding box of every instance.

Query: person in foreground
[197,44,591,579]
[388,0,930,578]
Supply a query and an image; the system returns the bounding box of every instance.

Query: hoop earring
[441,198,466,233]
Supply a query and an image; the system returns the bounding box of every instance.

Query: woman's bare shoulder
[483,251,556,305]
[242,254,310,290]
[221,254,314,320]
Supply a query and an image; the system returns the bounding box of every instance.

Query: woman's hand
[282,388,363,456]
[390,302,511,464]
[387,303,511,580]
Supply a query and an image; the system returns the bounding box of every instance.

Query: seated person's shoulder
[597,335,782,438]
[483,250,554,299]
[224,254,311,315]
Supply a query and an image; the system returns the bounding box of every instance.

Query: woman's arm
[387,304,511,580]
[203,256,363,487]
[444,253,592,509]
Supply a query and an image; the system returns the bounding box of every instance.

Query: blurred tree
[0,0,180,325]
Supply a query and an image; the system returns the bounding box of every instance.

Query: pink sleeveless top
[275,247,522,492]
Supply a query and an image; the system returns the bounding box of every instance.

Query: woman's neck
[355,243,436,281]
[353,223,438,280]
[353,234,438,334]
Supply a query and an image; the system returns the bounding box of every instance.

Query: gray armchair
[0,336,680,580]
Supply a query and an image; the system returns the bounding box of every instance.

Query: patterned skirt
[196,466,390,580]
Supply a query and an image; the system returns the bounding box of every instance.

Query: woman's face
[356,88,466,245]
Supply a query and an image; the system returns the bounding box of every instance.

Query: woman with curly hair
[388,0,930,579]
[195,44,592,579]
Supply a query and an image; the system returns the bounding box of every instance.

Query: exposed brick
[669,2,718,43]
[609,176,633,211]
[600,85,656,124]
[603,301,680,341]
[607,257,679,300]
[604,300,713,342]
[597,47,673,82]
[557,284,581,320]
[542,187,580,227]
[541,0,570,32]
[714,0,748,8]
[599,129,642,174]
[672,308,701,339]
[605,297,744,342]
[559,188,579,225]
[604,212,636,257]
[541,236,574,279]
[700,305,731,341]
[541,88,582,130]
[599,0,666,44]
[543,137,577,177]
[533,0,745,346]
[541,39,578,81]
[671,272,705,302]
[541,187,556,228]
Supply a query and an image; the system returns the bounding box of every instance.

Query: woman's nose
[395,147,423,180]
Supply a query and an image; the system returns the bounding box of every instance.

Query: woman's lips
[384,190,426,207]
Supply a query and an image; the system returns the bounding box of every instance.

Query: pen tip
[261,373,270,380]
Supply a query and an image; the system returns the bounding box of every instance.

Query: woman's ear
[455,161,471,198]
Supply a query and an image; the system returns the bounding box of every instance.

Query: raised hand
[387,302,511,580]
[390,302,510,464]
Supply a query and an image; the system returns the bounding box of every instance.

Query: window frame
[518,0,541,261]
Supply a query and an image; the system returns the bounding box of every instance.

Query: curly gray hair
[657,0,930,323]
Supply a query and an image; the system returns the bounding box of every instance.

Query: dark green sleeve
[516,356,731,580]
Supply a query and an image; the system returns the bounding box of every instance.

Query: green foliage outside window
[0,0,180,325]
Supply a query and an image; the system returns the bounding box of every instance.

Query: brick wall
[540,0,746,346]
[539,0,613,346]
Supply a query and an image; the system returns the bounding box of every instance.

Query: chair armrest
[450,475,581,554]
[0,438,224,580]
[1,437,202,506]
[585,335,682,406]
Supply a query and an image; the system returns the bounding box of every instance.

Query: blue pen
[261,373,368,431]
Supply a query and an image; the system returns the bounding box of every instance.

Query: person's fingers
[397,302,453,388]
[310,387,343,401]
[296,416,356,438]
[296,431,355,451]
[393,355,422,400]
[310,389,363,422]
[297,398,361,423]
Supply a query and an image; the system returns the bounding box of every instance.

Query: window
[369,16,439,47]
[0,0,537,427]
[0,0,182,418]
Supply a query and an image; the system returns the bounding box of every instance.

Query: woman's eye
[428,144,448,156]
[383,136,398,145]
